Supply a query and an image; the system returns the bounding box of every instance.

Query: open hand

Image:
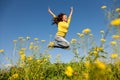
[70,7,73,11]
[48,7,51,12]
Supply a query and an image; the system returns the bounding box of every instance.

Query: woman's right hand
[48,7,51,12]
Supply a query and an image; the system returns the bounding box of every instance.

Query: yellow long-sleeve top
[56,17,71,37]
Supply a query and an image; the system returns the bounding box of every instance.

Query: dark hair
[52,13,66,25]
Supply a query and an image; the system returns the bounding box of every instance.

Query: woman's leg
[54,36,70,48]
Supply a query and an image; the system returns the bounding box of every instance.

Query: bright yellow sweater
[56,17,71,37]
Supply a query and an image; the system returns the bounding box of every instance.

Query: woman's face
[62,15,67,22]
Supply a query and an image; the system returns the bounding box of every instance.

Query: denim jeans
[54,35,70,48]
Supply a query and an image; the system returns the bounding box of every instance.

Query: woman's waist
[56,31,67,37]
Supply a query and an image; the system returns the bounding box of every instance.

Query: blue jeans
[54,35,70,48]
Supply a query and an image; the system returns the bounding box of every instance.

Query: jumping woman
[48,7,73,49]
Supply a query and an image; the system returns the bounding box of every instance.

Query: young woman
[48,7,73,49]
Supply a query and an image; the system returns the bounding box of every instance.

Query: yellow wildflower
[83,73,89,80]
[98,47,104,51]
[110,41,116,45]
[111,53,118,59]
[18,37,23,40]
[43,58,47,62]
[20,48,26,51]
[13,40,17,43]
[41,40,46,43]
[85,61,90,68]
[21,54,26,61]
[80,34,84,37]
[29,45,33,50]
[94,47,100,52]
[71,38,77,44]
[48,54,51,58]
[48,41,54,48]
[89,34,93,37]
[100,38,106,43]
[93,51,98,55]
[36,59,41,63]
[100,30,104,34]
[101,5,107,9]
[29,42,34,50]
[11,73,18,79]
[112,35,120,39]
[65,66,74,77]
[27,56,33,61]
[96,60,106,70]
[0,49,4,53]
[82,28,91,34]
[116,8,120,12]
[20,63,25,67]
[34,38,39,41]
[19,50,24,55]
[111,18,120,26]
[107,67,111,72]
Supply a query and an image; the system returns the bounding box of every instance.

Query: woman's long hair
[52,13,66,25]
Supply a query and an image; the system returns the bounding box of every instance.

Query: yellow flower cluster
[90,47,103,56]
[77,33,85,37]
[41,40,46,43]
[0,49,4,53]
[100,30,104,34]
[96,60,106,70]
[93,51,98,55]
[100,38,106,43]
[80,34,84,37]
[93,47,103,52]
[47,54,51,59]
[21,48,26,51]
[65,66,74,77]
[29,42,34,50]
[11,73,19,79]
[47,41,54,48]
[116,8,120,12]
[34,38,39,41]
[111,18,120,26]
[21,54,26,61]
[110,41,116,45]
[37,59,41,63]
[111,53,118,59]
[112,35,120,39]
[83,73,89,80]
[82,28,91,34]
[71,38,77,44]
[101,5,107,9]
[27,56,33,61]
[18,37,23,40]
[13,40,17,43]
[89,34,93,37]
[85,61,91,68]
[19,48,26,61]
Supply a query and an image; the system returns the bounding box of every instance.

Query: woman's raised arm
[68,7,73,18]
[48,7,56,18]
